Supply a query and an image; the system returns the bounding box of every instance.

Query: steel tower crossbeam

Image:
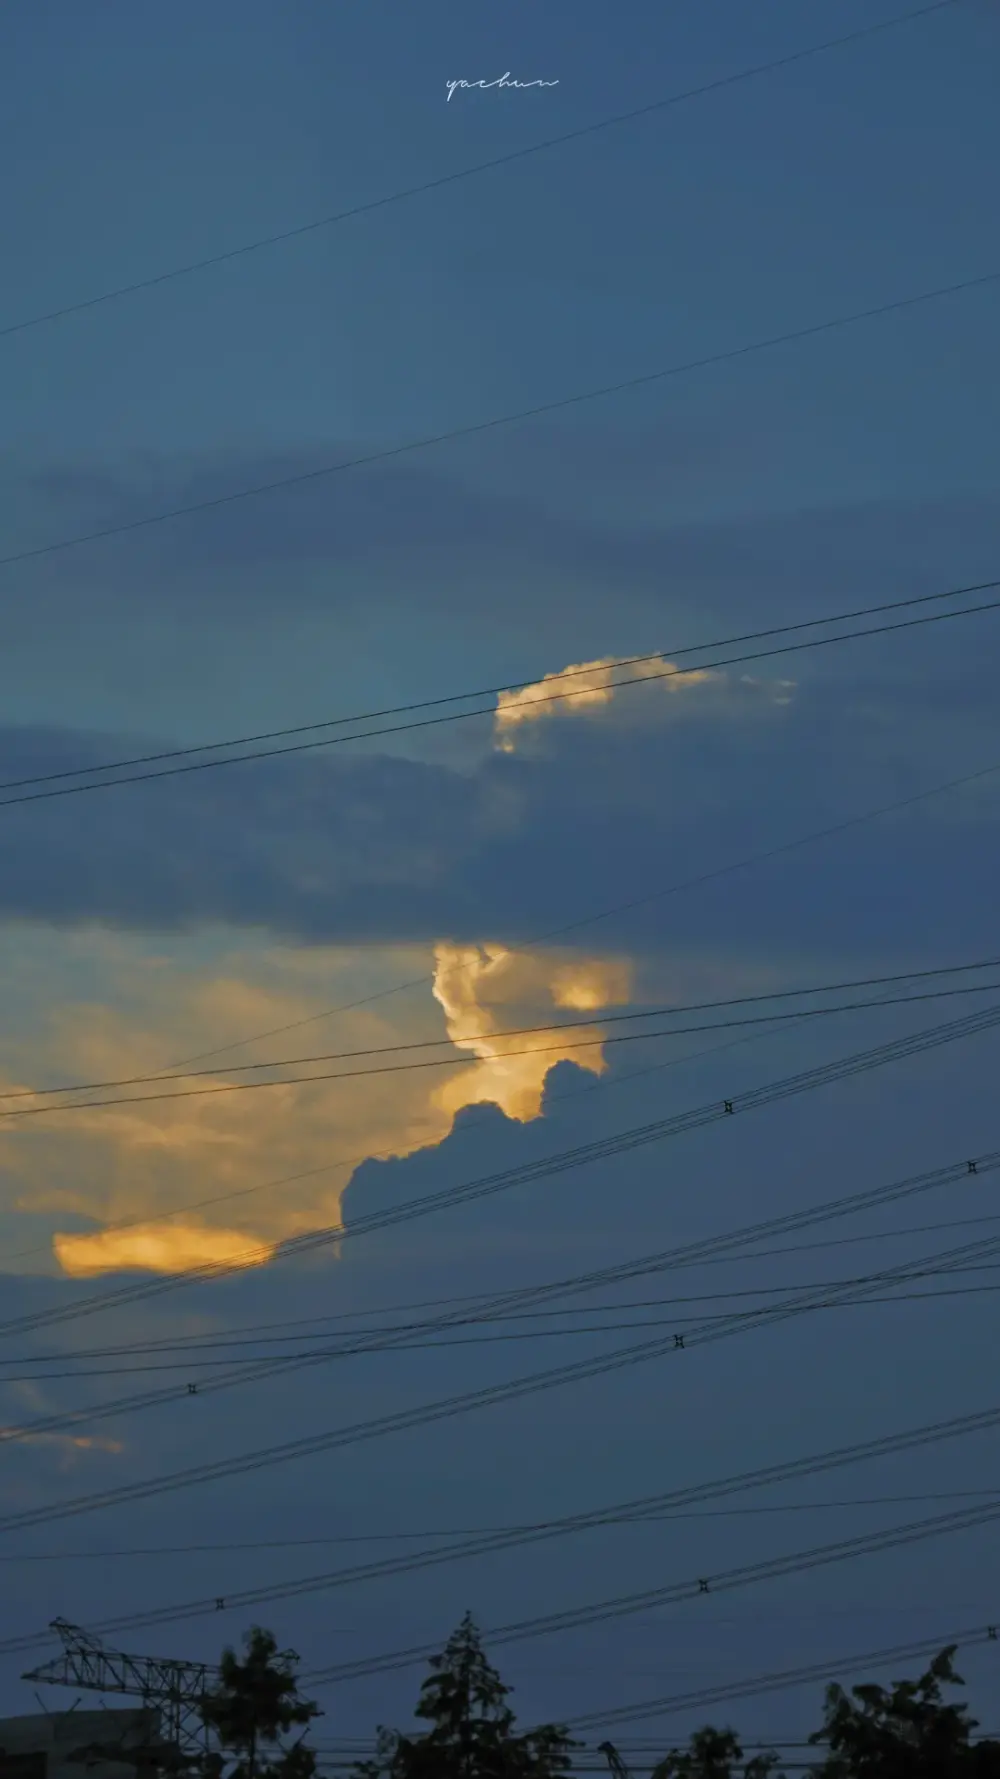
[22,1621,215,1758]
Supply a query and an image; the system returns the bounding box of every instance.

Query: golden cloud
[0,931,632,1280]
[431,943,632,1123]
[493,655,795,751]
[53,1221,276,1280]
[494,655,717,750]
[0,1426,123,1455]
[0,1423,122,1451]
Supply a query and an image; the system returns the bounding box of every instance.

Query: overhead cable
[2,1000,999,1350]
[0,1,962,342]
[6,1485,1000,1565]
[3,953,997,1104]
[2,1159,1000,1528]
[1,1395,994,1652]
[11,1203,1000,1360]
[305,1496,1000,1683]
[6,975,1000,1123]
[2,590,1000,812]
[1,738,996,1277]
[566,1620,1000,1731]
[2,271,997,580]
[0,576,994,804]
[9,1268,1000,1380]
[15,1143,1000,1439]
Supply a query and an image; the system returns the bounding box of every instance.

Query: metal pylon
[23,1621,215,1759]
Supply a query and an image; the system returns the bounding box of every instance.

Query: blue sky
[1,0,1000,1764]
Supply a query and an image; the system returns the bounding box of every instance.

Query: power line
[8,1205,1000,1364]
[3,1142,998,1439]
[304,1495,1000,1684]
[164,1737,1000,1754]
[0,1,961,343]
[2,1000,998,1351]
[7,1271,1000,1381]
[114,749,1000,1077]
[5,1392,1000,1655]
[9,1203,1000,1354]
[13,1254,1000,1361]
[11,983,1000,1119]
[5,954,995,1103]
[3,271,998,579]
[0,576,993,804]
[311,1757,825,1771]
[0,1010,739,1272]
[2,593,999,813]
[311,1757,811,1771]
[566,1620,1000,1731]
[302,1757,918,1769]
[1,742,995,1280]
[311,1759,997,1774]
[0,0,986,1702]
[3,1164,1000,1529]
[6,974,1000,1123]
[7,1487,1000,1564]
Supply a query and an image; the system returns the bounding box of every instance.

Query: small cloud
[494,655,716,751]
[0,1426,123,1456]
[493,655,794,752]
[740,673,797,706]
[0,1375,122,1470]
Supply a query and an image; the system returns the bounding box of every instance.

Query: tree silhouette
[650,1725,784,1779]
[353,1613,578,1779]
[199,1626,321,1779]
[807,1645,1000,1776]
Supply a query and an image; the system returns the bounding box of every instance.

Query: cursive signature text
[446,71,559,102]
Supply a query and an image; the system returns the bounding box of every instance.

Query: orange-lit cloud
[0,1423,121,1451]
[0,931,632,1279]
[53,1221,276,1280]
[0,1427,123,1454]
[494,655,795,751]
[494,655,715,750]
[431,943,632,1122]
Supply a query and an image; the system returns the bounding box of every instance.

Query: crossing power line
[0,1394,995,1654]
[5,1485,1000,1565]
[8,1269,1000,1381]
[303,1495,1000,1684]
[0,735,993,1280]
[5,973,1000,1123]
[2,1136,1000,1526]
[0,577,994,806]
[566,1620,1000,1732]
[3,953,997,1105]
[2,1000,999,1354]
[2,1141,999,1442]
[11,1200,1000,1358]
[105,747,1000,1081]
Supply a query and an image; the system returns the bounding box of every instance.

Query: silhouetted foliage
[649,1725,783,1778]
[72,1617,1000,1779]
[353,1614,578,1779]
[805,1646,1000,1777]
[200,1626,321,1779]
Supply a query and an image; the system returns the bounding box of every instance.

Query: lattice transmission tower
[22,1620,215,1760]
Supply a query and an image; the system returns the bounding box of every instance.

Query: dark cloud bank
[0,666,996,965]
